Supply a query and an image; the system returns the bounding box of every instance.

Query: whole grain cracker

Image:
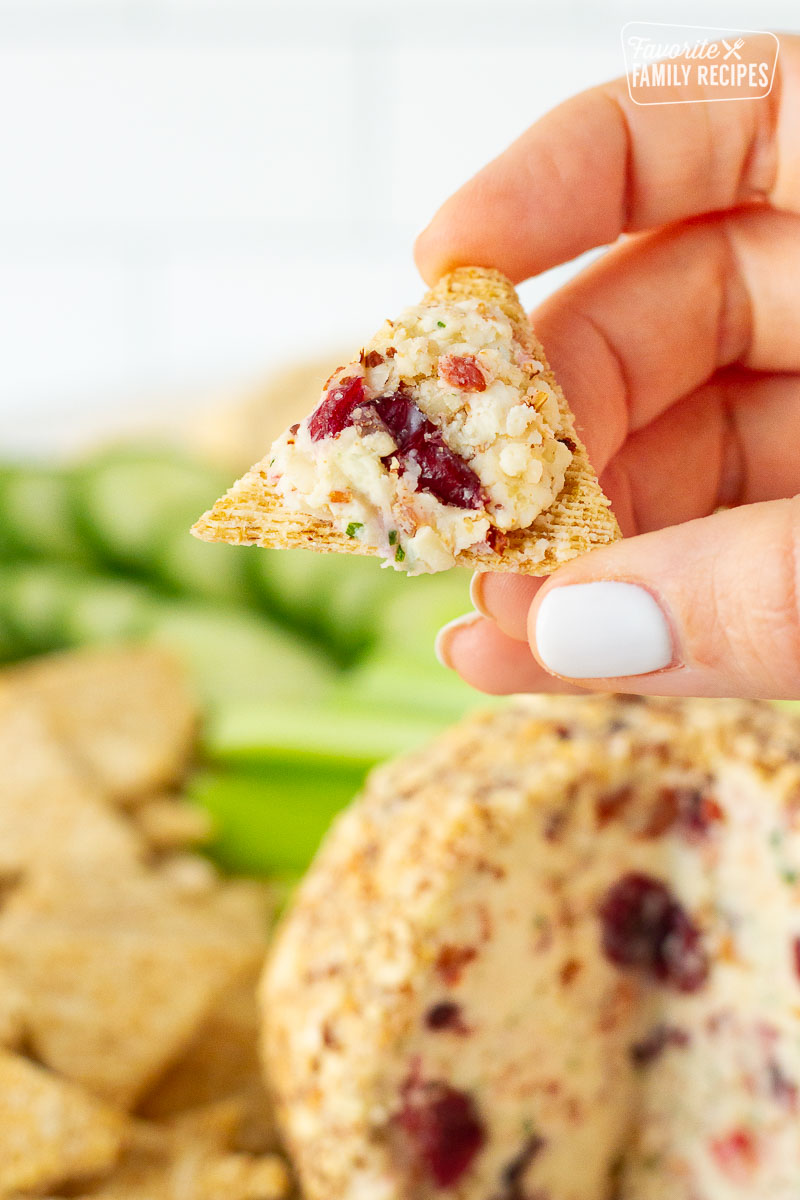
[140,965,277,1154]
[5,646,197,804]
[193,267,620,575]
[0,693,143,881]
[56,1103,290,1200]
[0,864,268,1109]
[0,1049,124,1196]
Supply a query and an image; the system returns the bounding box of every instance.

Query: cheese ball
[263,696,800,1200]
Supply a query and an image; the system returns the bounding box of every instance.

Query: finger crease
[574,308,631,453]
[717,391,747,509]
[605,91,635,232]
[714,221,754,368]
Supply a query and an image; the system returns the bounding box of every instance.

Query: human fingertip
[434,611,484,670]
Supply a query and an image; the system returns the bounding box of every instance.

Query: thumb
[529,497,800,700]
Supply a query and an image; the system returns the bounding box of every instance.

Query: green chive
[388,530,397,545]
[346,522,363,538]
[395,545,405,562]
[437,320,446,328]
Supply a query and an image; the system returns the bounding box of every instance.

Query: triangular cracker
[193,268,620,575]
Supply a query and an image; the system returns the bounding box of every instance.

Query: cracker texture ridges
[192,268,620,575]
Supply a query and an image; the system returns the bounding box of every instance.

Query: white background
[0,0,797,453]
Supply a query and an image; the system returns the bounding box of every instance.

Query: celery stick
[73,445,230,572]
[374,571,472,667]
[143,602,337,710]
[202,699,437,768]
[343,650,490,720]
[0,464,94,564]
[188,766,361,875]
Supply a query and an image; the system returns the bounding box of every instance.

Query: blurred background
[0,0,797,877]
[3,0,797,453]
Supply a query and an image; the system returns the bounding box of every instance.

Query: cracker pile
[0,646,290,1200]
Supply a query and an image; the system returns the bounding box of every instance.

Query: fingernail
[534,582,674,679]
[435,611,483,670]
[469,572,491,618]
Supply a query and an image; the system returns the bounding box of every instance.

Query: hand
[418,34,800,701]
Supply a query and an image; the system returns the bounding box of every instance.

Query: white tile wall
[0,0,797,454]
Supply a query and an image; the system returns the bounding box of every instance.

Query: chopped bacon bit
[638,789,680,838]
[486,526,509,554]
[385,346,397,358]
[596,784,724,842]
[558,436,577,452]
[560,958,582,987]
[595,787,632,827]
[435,944,478,986]
[438,353,488,392]
[288,422,300,435]
[362,349,384,368]
[711,1129,759,1180]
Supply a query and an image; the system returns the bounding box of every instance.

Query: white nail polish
[535,582,673,679]
[435,611,483,669]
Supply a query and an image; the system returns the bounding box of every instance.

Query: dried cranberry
[598,873,709,993]
[351,406,390,439]
[310,377,485,510]
[438,354,487,392]
[375,386,485,510]
[376,386,429,445]
[308,375,366,441]
[629,1024,690,1066]
[404,437,486,508]
[395,1078,486,1187]
[425,1001,469,1034]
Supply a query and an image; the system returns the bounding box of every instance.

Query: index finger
[415,33,800,285]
